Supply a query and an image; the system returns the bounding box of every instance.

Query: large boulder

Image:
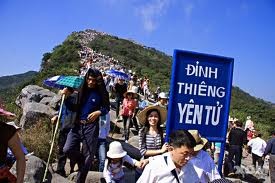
[20,102,57,128]
[16,85,56,108]
[11,155,48,183]
[15,85,60,128]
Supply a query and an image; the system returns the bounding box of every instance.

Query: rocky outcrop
[11,155,46,183]
[15,85,59,128]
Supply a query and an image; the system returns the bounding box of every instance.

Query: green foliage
[230,87,275,139]
[89,35,172,91]
[0,71,37,90]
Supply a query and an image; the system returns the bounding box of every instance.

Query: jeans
[63,122,99,183]
[97,138,107,172]
[122,115,131,141]
[227,145,242,173]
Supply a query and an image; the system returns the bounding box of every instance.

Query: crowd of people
[1,48,275,183]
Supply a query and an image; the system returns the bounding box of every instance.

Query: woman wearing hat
[0,108,25,183]
[121,90,138,141]
[137,105,168,158]
[103,141,145,183]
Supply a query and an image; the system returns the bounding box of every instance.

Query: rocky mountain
[0,71,37,90]
[1,29,275,138]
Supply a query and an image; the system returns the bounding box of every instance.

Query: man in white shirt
[247,131,267,170]
[137,130,196,183]
[184,130,221,182]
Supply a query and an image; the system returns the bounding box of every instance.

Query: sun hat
[107,141,127,159]
[188,130,208,152]
[158,92,168,99]
[137,105,167,125]
[123,89,138,98]
[6,122,21,130]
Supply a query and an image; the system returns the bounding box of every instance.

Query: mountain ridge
[0,29,274,138]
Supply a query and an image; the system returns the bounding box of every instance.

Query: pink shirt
[121,98,137,116]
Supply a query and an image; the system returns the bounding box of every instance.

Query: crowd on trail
[1,47,275,183]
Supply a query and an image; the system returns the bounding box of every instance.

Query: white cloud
[137,0,170,32]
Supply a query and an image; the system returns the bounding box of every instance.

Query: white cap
[158,92,168,99]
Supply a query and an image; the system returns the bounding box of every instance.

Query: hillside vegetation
[0,30,274,139]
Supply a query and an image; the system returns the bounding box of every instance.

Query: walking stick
[42,94,65,182]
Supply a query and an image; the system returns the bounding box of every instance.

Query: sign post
[166,50,234,173]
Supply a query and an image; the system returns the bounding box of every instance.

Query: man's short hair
[169,130,196,149]
[234,120,243,127]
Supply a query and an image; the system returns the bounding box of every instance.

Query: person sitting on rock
[103,141,146,183]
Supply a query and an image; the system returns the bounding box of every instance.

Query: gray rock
[16,85,56,108]
[49,95,62,110]
[11,155,46,183]
[20,102,57,128]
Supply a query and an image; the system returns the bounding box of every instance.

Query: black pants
[115,97,123,117]
[227,145,242,173]
[57,128,77,174]
[252,153,264,169]
[63,123,99,183]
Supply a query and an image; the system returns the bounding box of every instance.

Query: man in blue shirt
[63,68,110,183]
[263,131,275,183]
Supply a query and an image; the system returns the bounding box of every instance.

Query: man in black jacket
[227,120,246,176]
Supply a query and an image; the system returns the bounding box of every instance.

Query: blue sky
[0,0,274,102]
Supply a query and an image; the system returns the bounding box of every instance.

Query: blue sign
[166,50,234,142]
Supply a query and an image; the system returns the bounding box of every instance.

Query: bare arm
[144,143,168,157]
[8,133,26,183]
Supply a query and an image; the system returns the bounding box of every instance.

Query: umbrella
[43,75,84,89]
[105,69,130,81]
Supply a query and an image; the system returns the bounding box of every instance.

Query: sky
[0,0,274,103]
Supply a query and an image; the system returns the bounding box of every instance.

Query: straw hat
[137,105,167,125]
[107,141,127,159]
[123,89,138,98]
[188,130,208,151]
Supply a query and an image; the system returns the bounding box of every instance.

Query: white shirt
[98,113,110,139]
[183,150,221,182]
[137,152,198,183]
[247,137,267,157]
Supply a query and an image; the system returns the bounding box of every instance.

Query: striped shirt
[138,130,163,156]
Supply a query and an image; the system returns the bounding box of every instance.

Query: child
[121,90,138,141]
[103,141,145,183]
